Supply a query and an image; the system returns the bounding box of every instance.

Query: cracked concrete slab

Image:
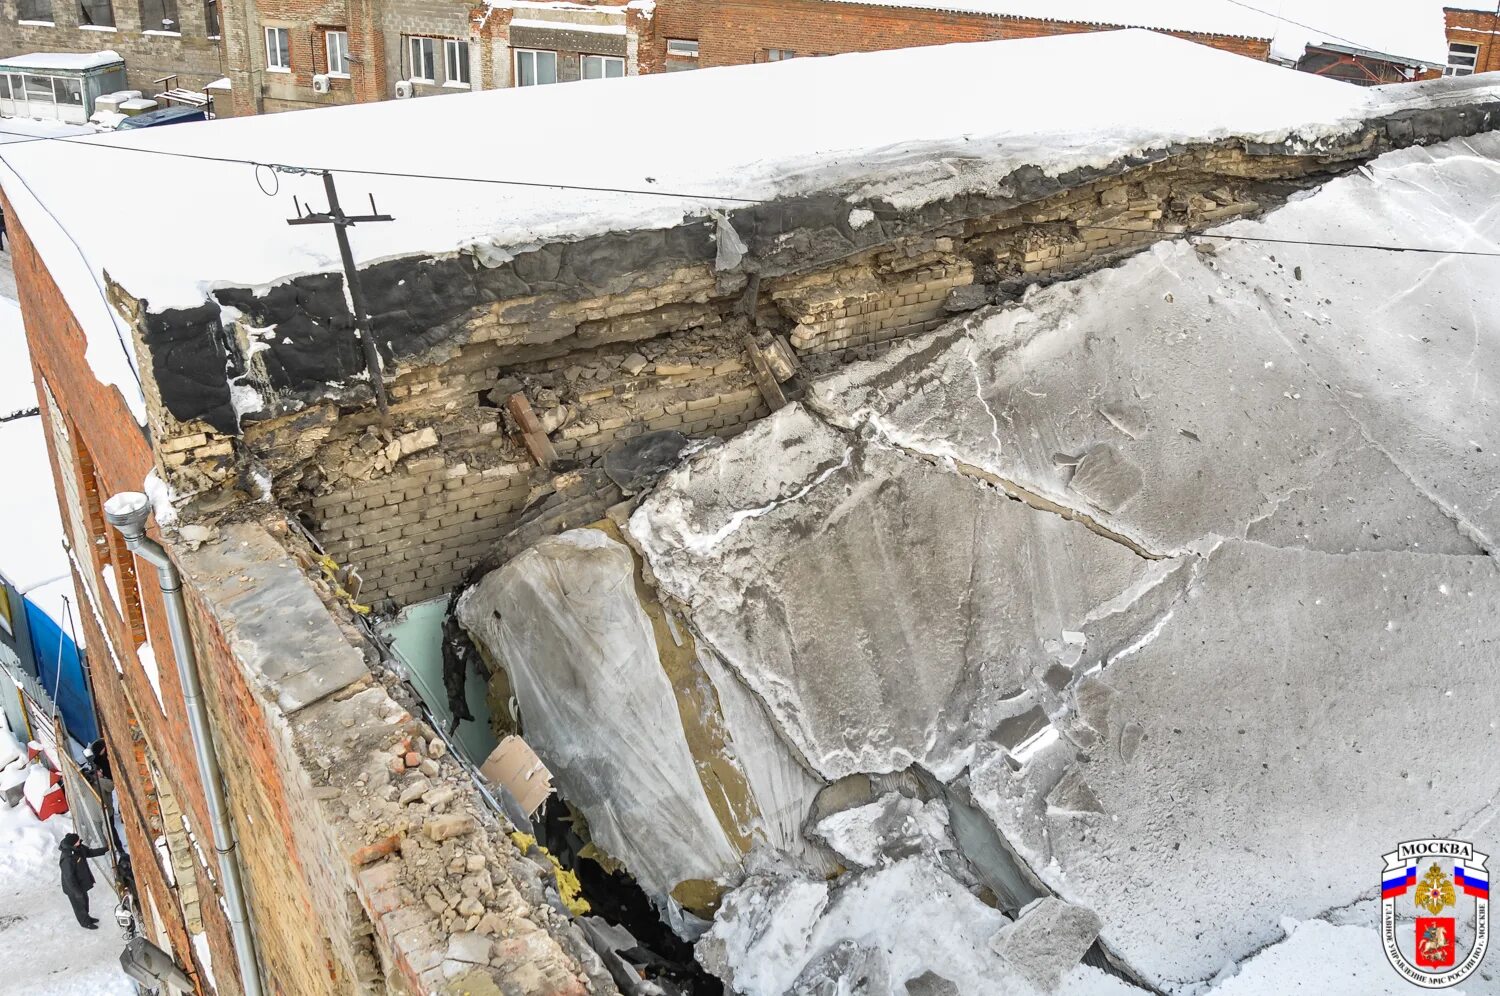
[971,539,1500,992]
[179,521,370,714]
[810,137,1500,560]
[631,406,1158,782]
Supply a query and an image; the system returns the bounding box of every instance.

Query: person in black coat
[58,833,108,929]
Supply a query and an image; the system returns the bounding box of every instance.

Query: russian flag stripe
[1383,866,1417,898]
[1456,867,1489,898]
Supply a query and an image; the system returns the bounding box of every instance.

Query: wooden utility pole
[287,171,394,415]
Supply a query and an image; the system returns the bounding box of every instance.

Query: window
[580,54,623,80]
[54,77,82,105]
[140,0,178,32]
[265,26,290,71]
[24,75,55,104]
[409,35,435,82]
[78,0,114,27]
[443,38,469,86]
[326,29,350,76]
[765,48,795,61]
[1446,42,1479,76]
[17,0,52,22]
[203,0,218,35]
[514,48,557,86]
[666,38,698,71]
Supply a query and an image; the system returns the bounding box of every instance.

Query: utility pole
[287,171,394,415]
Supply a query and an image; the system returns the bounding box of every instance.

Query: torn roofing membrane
[561,132,1500,993]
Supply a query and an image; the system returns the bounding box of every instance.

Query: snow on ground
[0,712,132,995]
[0,262,75,632]
[0,801,133,995]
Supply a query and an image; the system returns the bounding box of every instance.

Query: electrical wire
[0,124,765,204]
[0,150,144,393]
[1219,0,1366,53]
[1071,223,1500,258]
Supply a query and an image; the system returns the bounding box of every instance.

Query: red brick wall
[1446,7,1500,74]
[6,194,342,995]
[649,0,1270,69]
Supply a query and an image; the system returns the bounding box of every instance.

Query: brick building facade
[0,0,226,99]
[644,0,1271,71]
[1445,5,1500,76]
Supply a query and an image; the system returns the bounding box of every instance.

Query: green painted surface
[380,597,498,765]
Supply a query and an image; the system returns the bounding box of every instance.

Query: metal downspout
[104,492,265,996]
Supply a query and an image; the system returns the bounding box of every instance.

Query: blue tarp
[23,598,95,744]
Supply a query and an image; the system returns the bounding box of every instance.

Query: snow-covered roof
[817,0,1271,38]
[0,50,124,71]
[0,29,1489,424]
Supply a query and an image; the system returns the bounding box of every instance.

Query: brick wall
[1446,6,1500,74]
[647,0,1271,71]
[0,0,227,95]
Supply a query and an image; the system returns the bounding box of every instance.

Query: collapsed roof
[1,30,1492,429]
[458,131,1500,993]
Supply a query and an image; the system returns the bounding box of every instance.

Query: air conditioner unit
[311,73,330,94]
[394,80,414,99]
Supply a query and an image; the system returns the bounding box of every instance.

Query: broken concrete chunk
[397,427,439,457]
[446,931,493,966]
[903,972,959,996]
[1067,443,1142,513]
[1044,767,1104,816]
[812,793,952,869]
[398,777,432,805]
[992,705,1048,751]
[790,940,891,996]
[621,352,650,376]
[425,813,477,842]
[990,898,1102,993]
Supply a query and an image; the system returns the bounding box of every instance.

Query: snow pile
[0,51,123,71]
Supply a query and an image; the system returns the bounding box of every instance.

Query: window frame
[408,35,436,83]
[443,38,469,87]
[579,53,624,80]
[202,0,218,37]
[139,0,178,33]
[265,25,291,72]
[765,48,795,61]
[666,38,698,58]
[77,0,115,28]
[514,48,557,86]
[16,0,54,23]
[326,29,350,77]
[1446,42,1479,76]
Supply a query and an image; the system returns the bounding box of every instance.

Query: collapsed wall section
[133,98,1500,607]
[175,516,617,995]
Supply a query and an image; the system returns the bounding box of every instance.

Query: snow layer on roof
[508,17,627,32]
[0,30,1385,322]
[0,50,123,71]
[817,0,1270,37]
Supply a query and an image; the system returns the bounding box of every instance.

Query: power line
[1073,223,1500,258]
[1220,0,1366,52]
[0,124,764,204]
[0,150,143,393]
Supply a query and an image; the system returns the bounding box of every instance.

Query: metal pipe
[103,492,265,996]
